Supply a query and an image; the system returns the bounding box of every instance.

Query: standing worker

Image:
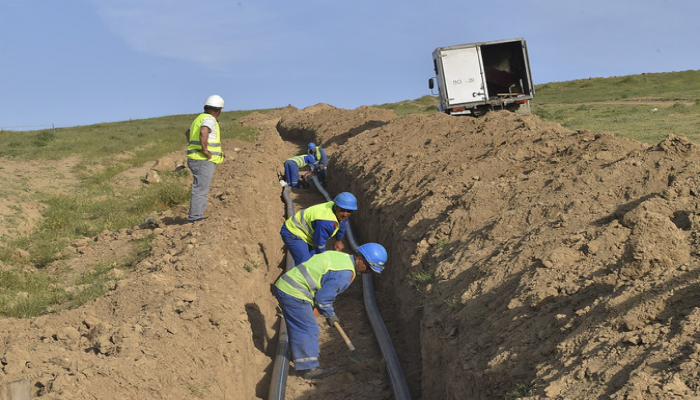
[281,192,357,265]
[184,95,225,223]
[307,142,328,184]
[274,243,388,379]
[282,153,318,188]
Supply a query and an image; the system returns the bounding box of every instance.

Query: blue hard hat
[307,142,317,150]
[357,243,388,273]
[333,192,357,210]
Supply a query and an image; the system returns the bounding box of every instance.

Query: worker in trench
[281,153,318,189]
[306,142,328,184]
[280,192,357,265]
[274,243,388,379]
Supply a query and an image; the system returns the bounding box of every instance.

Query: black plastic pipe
[309,175,412,400]
[267,185,295,400]
[267,312,290,400]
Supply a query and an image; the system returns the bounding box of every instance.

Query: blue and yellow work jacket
[275,251,355,316]
[284,201,347,253]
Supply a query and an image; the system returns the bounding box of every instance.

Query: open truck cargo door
[437,46,487,107]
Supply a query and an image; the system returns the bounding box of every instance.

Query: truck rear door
[439,46,486,106]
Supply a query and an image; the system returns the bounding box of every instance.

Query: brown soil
[3,105,700,399]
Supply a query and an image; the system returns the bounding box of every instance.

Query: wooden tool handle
[333,321,357,351]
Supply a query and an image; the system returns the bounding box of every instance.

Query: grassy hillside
[0,110,267,317]
[530,70,700,144]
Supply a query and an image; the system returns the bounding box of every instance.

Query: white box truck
[428,37,534,116]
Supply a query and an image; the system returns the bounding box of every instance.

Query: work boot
[300,366,340,380]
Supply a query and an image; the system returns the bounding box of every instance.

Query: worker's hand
[334,240,345,252]
[327,315,340,327]
[202,149,212,159]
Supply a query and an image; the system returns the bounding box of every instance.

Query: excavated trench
[266,128,423,399]
[325,162,424,394]
[268,106,700,399]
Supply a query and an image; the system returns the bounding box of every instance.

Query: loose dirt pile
[2,105,700,399]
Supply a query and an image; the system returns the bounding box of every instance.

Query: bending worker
[184,95,225,223]
[283,153,318,188]
[281,192,357,265]
[274,242,388,379]
[307,142,328,183]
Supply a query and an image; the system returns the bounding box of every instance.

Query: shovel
[332,320,364,364]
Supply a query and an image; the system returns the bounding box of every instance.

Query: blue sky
[1,0,697,130]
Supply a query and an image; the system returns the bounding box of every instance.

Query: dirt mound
[3,106,700,399]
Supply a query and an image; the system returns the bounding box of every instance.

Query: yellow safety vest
[285,201,338,245]
[187,113,224,164]
[310,148,322,163]
[275,251,356,304]
[286,154,309,167]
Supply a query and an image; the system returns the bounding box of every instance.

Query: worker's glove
[327,315,340,327]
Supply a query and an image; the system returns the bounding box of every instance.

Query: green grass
[0,110,263,162]
[533,71,700,104]
[0,233,154,318]
[530,70,700,143]
[374,95,441,115]
[3,171,189,268]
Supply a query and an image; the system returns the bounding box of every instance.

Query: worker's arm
[199,126,212,159]
[315,269,354,318]
[311,220,337,254]
[318,147,328,166]
[184,128,190,142]
[333,220,348,251]
[304,154,318,171]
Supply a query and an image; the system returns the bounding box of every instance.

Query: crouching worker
[274,243,388,379]
[280,192,357,266]
[307,142,328,184]
[283,153,318,188]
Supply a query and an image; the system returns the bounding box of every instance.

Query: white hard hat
[204,95,225,108]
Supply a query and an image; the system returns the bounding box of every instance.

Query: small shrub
[408,269,435,291]
[505,383,535,399]
[444,295,463,311]
[33,131,56,147]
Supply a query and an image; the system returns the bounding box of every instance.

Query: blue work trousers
[274,287,320,371]
[317,166,326,183]
[280,225,315,265]
[187,159,216,221]
[284,160,301,188]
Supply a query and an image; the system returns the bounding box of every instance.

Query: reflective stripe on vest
[281,264,316,300]
[284,201,339,245]
[187,113,224,164]
[275,251,356,304]
[286,155,308,168]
